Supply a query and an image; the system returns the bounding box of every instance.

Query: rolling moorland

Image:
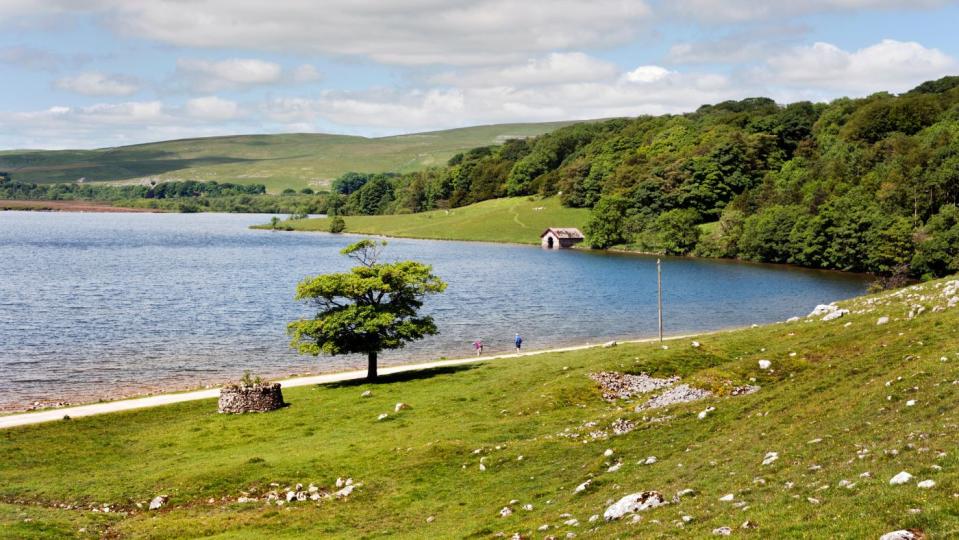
[1,276,958,539]
[0,122,575,193]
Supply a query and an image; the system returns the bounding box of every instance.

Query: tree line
[0,177,328,214]
[328,76,959,279]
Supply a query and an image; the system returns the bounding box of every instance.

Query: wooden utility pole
[657,259,663,343]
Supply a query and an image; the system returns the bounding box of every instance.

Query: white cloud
[432,52,618,88]
[176,58,282,91]
[260,64,739,134]
[185,96,239,120]
[54,72,139,96]
[764,39,958,94]
[666,0,952,22]
[292,64,322,83]
[1,0,652,66]
[623,65,673,83]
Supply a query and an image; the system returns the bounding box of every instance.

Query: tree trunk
[367,351,378,380]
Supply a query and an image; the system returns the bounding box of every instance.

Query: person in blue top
[514,333,523,352]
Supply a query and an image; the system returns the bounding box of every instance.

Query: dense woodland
[328,76,959,279]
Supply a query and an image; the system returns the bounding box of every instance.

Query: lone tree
[288,240,447,380]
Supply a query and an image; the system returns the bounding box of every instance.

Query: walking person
[514,333,523,352]
[473,339,483,356]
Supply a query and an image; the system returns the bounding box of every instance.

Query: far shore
[0,199,163,213]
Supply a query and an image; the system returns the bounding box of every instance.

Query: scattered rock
[741,520,758,529]
[602,341,618,348]
[360,390,372,398]
[426,516,435,523]
[377,413,389,421]
[698,406,716,420]
[712,526,732,536]
[603,448,614,457]
[642,456,657,465]
[889,471,913,485]
[499,506,513,518]
[906,400,916,407]
[394,402,410,412]
[638,384,712,411]
[822,309,849,321]
[762,452,779,466]
[758,359,772,370]
[877,316,890,325]
[917,480,935,489]
[719,493,735,502]
[691,341,701,348]
[607,462,622,473]
[589,371,678,401]
[574,480,592,494]
[603,491,666,521]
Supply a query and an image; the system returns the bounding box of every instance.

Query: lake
[0,211,868,410]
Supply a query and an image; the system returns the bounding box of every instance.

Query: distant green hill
[0,122,576,192]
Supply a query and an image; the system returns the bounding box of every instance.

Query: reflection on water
[0,211,868,408]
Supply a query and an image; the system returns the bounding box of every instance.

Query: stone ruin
[218,382,286,414]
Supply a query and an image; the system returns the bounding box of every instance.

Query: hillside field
[0,122,575,193]
[270,196,589,244]
[1,277,958,538]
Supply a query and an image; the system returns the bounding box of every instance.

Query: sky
[1,0,958,149]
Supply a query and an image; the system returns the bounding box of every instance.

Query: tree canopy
[288,240,447,379]
[323,75,959,279]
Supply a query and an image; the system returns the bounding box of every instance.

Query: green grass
[2,277,959,538]
[271,196,589,244]
[0,123,575,193]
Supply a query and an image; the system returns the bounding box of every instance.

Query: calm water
[0,211,868,409]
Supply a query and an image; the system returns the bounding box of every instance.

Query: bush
[329,216,346,233]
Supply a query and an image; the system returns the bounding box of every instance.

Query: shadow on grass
[322,365,477,389]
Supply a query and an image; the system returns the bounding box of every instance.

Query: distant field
[273,196,589,244]
[0,122,576,193]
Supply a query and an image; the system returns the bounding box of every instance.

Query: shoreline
[0,329,731,429]
[0,199,164,213]
[268,224,872,281]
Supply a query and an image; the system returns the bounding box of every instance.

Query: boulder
[395,402,410,412]
[889,471,913,485]
[603,491,666,521]
[822,309,849,321]
[762,451,779,465]
[877,316,890,325]
[148,495,168,511]
[879,531,922,540]
[758,359,772,370]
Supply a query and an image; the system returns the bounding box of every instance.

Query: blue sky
[1,0,958,149]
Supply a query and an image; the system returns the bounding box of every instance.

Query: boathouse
[540,227,584,249]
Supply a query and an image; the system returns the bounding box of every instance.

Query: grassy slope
[275,196,589,244]
[0,123,575,193]
[2,278,959,538]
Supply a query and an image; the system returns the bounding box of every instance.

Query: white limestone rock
[603,491,666,521]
